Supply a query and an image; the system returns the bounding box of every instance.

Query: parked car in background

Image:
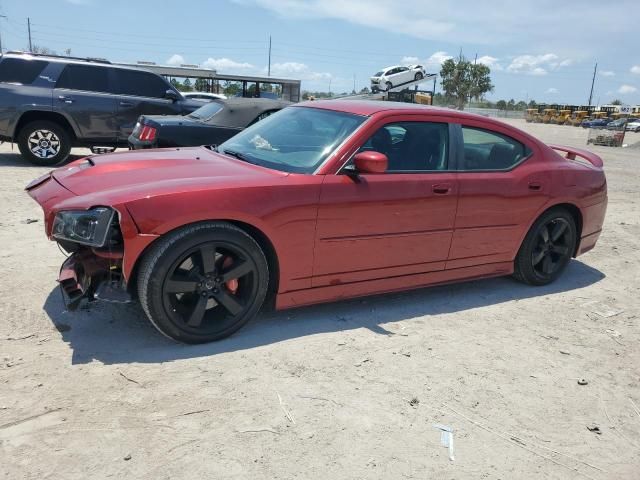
[128,97,290,149]
[625,119,640,132]
[0,52,202,165]
[606,118,629,130]
[370,65,425,92]
[27,101,607,344]
[581,118,611,128]
[182,91,227,101]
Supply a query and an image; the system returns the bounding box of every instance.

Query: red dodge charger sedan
[27,101,607,343]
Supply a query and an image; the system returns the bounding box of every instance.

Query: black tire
[514,209,577,286]
[415,72,423,81]
[17,120,72,166]
[386,81,393,91]
[137,222,269,343]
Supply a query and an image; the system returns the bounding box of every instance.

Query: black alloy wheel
[138,222,269,343]
[514,209,577,285]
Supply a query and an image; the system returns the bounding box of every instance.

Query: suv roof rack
[5,50,111,64]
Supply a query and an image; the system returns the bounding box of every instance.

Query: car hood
[51,147,287,199]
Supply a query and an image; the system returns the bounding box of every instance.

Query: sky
[0,0,639,105]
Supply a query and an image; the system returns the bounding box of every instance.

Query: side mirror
[352,151,388,174]
[165,89,180,101]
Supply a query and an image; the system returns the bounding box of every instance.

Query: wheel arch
[520,202,583,258]
[13,110,78,141]
[127,219,281,309]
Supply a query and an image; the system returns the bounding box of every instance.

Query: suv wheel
[17,121,72,166]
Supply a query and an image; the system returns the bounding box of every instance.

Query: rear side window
[114,69,169,98]
[0,58,48,84]
[461,126,531,170]
[56,65,111,93]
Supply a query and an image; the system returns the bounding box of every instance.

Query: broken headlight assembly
[52,207,116,247]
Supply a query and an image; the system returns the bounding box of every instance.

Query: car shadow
[41,260,605,365]
[0,150,87,169]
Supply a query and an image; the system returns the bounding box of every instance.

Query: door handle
[432,183,452,194]
[528,182,542,191]
[58,95,74,104]
[119,101,134,107]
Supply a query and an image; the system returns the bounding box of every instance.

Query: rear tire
[17,120,72,166]
[386,81,393,91]
[137,222,269,343]
[415,72,423,81]
[513,209,577,286]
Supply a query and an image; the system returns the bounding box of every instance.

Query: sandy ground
[0,120,639,480]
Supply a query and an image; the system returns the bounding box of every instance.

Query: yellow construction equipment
[551,109,572,125]
[541,108,558,123]
[591,112,609,120]
[567,111,589,126]
[525,109,538,122]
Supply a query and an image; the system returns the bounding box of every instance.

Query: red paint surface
[27,101,608,310]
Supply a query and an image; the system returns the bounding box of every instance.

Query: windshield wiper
[220,149,256,164]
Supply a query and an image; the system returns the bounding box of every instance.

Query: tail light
[138,125,157,141]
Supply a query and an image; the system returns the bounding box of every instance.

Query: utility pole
[353,73,356,93]
[328,78,331,96]
[267,35,271,77]
[588,62,597,106]
[0,15,7,54]
[27,17,32,52]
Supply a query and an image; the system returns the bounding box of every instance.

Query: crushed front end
[25,170,130,310]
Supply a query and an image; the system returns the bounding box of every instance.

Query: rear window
[0,58,48,85]
[56,64,111,93]
[114,69,170,98]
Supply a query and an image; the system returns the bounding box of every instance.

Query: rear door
[447,123,550,269]
[53,64,118,142]
[112,69,183,141]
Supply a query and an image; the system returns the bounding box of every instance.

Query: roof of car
[295,100,486,120]
[2,51,159,73]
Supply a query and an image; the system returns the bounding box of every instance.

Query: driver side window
[358,121,449,172]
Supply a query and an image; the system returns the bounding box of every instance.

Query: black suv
[0,52,202,165]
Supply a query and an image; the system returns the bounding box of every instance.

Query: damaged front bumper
[58,248,131,310]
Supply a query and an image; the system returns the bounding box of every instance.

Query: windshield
[217,106,365,174]
[373,71,383,76]
[188,101,224,120]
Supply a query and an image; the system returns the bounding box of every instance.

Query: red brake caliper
[222,257,239,294]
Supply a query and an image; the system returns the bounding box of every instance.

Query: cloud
[599,70,615,77]
[268,62,332,81]
[233,0,454,40]
[545,87,558,94]
[400,51,452,72]
[166,54,185,66]
[202,57,254,71]
[400,56,420,65]
[477,55,502,70]
[506,53,571,75]
[618,84,637,94]
[631,65,640,74]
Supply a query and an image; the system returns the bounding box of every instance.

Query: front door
[313,120,458,287]
[112,68,184,141]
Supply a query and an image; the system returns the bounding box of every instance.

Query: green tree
[440,56,494,110]
[359,86,370,94]
[610,99,622,105]
[516,101,527,110]
[528,100,538,108]
[194,78,208,92]
[496,100,507,110]
[182,78,192,91]
[222,81,241,96]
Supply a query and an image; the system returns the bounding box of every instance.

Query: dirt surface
[1,120,639,479]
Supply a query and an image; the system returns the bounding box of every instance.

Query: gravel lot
[1,120,639,479]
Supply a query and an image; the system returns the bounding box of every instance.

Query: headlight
[52,207,116,247]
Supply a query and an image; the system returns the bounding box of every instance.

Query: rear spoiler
[548,144,603,168]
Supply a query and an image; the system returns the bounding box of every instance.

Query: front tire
[415,72,423,81]
[17,120,72,166]
[386,81,393,91]
[513,209,577,286]
[137,222,269,343]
